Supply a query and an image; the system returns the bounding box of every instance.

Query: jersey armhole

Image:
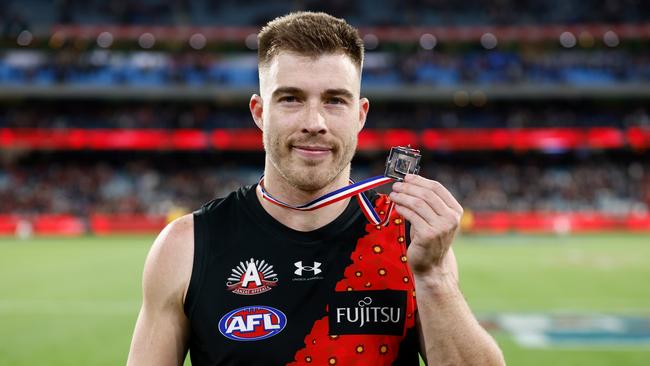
[183,208,207,319]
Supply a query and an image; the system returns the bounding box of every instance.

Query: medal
[384,145,421,181]
[257,146,421,225]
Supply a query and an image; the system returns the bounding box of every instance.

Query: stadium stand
[1,156,648,216]
[3,0,650,28]
[1,102,649,129]
[1,0,649,235]
[1,48,649,87]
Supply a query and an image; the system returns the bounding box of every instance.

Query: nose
[301,103,327,135]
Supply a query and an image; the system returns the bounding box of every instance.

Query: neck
[256,163,351,232]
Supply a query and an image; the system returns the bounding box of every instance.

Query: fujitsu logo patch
[218,306,287,341]
[226,258,278,295]
[328,290,406,335]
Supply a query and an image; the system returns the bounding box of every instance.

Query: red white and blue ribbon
[257,175,395,225]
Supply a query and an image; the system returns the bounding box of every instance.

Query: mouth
[291,145,333,158]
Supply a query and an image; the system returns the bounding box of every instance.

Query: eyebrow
[271,87,355,101]
[272,87,306,100]
[322,88,355,101]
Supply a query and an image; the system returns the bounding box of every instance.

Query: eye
[326,97,346,105]
[279,95,299,103]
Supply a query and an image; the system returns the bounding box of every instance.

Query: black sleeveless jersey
[185,185,420,366]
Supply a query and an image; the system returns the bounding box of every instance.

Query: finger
[389,191,440,223]
[392,203,429,231]
[392,181,456,217]
[394,204,451,265]
[404,174,463,214]
[404,174,461,212]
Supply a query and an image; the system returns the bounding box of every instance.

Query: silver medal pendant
[384,146,421,181]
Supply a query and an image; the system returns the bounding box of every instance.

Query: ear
[250,94,264,130]
[358,97,369,132]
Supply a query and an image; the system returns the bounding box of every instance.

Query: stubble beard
[264,132,357,192]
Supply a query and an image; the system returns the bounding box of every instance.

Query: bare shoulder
[142,214,194,308]
[152,214,194,254]
[128,215,194,365]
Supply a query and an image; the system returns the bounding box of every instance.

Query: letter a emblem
[241,260,262,288]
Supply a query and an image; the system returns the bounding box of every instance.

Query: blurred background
[0,1,649,365]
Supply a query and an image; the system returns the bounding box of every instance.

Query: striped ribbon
[257,175,395,225]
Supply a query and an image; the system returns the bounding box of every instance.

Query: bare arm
[414,249,504,365]
[390,175,505,365]
[127,214,194,366]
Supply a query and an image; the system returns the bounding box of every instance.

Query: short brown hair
[257,12,364,70]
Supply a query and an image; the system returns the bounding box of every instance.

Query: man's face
[251,52,369,192]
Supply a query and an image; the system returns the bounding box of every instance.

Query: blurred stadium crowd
[0,159,253,216]
[1,0,650,233]
[2,49,650,87]
[1,158,648,216]
[2,102,649,129]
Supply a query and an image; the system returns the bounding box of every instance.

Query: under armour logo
[294,261,322,276]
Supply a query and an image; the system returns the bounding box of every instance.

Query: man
[127,12,504,366]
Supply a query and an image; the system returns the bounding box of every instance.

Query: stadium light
[559,31,577,48]
[603,30,620,47]
[419,33,437,50]
[480,33,498,49]
[138,33,156,49]
[49,32,65,49]
[17,30,33,46]
[189,33,207,50]
[363,34,379,50]
[245,33,258,50]
[97,32,114,48]
[578,31,594,48]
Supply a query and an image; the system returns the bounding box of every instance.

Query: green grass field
[1,233,649,365]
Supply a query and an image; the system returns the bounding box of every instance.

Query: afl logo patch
[218,306,287,341]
